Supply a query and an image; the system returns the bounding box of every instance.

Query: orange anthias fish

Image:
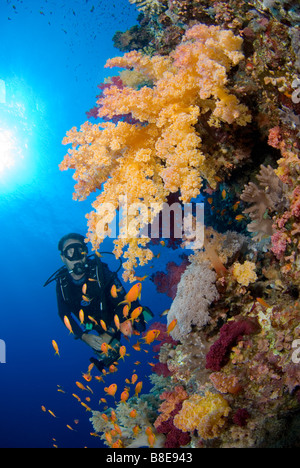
[101,413,109,422]
[145,426,156,447]
[88,316,98,326]
[104,383,117,398]
[111,284,122,298]
[126,283,142,302]
[109,364,118,373]
[167,319,178,335]
[82,294,91,303]
[105,431,113,446]
[135,381,143,396]
[233,201,240,211]
[100,319,107,331]
[122,304,130,319]
[120,389,130,403]
[133,425,141,436]
[118,283,142,307]
[76,381,87,391]
[114,314,120,330]
[72,394,81,402]
[81,402,92,412]
[132,341,141,352]
[257,297,271,309]
[64,316,73,334]
[143,329,161,345]
[120,319,133,338]
[82,373,92,382]
[66,425,76,432]
[110,410,117,423]
[112,439,124,448]
[135,275,148,281]
[148,432,156,448]
[131,373,138,385]
[129,409,137,418]
[114,424,122,436]
[101,342,112,356]
[145,426,153,436]
[79,309,85,325]
[52,340,60,356]
[130,306,143,322]
[119,345,127,361]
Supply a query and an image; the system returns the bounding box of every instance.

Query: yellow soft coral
[173,391,231,440]
[60,24,251,280]
[232,260,257,287]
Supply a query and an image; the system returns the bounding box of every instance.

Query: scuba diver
[44,233,152,372]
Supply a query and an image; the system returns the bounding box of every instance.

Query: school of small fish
[46,280,177,448]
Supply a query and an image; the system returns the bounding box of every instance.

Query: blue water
[0,0,181,448]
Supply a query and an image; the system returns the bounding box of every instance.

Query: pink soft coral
[271,230,288,260]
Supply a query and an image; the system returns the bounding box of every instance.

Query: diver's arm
[81,332,113,351]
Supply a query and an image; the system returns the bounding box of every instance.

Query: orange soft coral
[209,372,242,394]
[61,23,251,280]
[154,386,189,429]
[173,391,231,440]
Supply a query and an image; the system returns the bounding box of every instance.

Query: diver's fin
[142,306,154,322]
[89,357,105,373]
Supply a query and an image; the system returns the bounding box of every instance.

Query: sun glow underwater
[0,78,35,191]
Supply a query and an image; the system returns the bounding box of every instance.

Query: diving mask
[63,243,88,262]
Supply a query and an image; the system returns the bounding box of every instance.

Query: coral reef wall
[61,0,300,448]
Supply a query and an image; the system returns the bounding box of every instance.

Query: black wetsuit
[56,255,146,347]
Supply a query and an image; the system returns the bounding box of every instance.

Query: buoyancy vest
[58,256,115,328]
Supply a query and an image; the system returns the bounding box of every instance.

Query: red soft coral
[156,417,191,448]
[233,408,250,427]
[156,402,191,448]
[151,257,190,299]
[205,318,260,371]
[152,362,172,377]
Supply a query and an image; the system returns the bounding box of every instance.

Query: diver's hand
[81,333,112,351]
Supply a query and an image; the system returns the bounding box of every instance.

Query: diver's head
[58,233,88,279]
